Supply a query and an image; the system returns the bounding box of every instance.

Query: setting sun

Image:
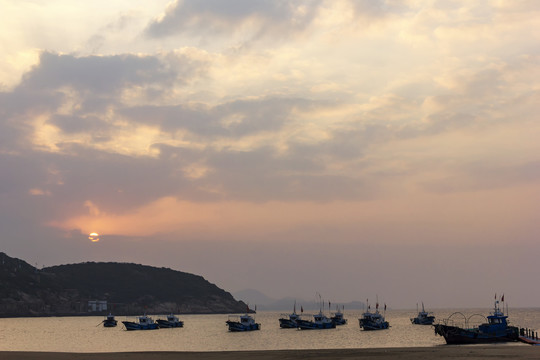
[88,232,100,242]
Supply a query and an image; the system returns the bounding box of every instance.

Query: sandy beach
[1,346,539,360]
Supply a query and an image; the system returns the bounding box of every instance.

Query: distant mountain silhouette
[233,288,277,306]
[0,252,249,317]
[233,289,366,311]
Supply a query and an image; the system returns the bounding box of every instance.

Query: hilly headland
[0,252,249,317]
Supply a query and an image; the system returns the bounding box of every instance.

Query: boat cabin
[240,315,254,324]
[138,315,154,325]
[488,316,507,325]
[478,310,509,335]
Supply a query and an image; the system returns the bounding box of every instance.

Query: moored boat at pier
[433,296,519,344]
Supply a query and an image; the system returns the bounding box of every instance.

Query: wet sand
[1,346,539,360]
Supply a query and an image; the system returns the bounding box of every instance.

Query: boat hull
[332,318,347,326]
[359,319,389,330]
[433,324,519,344]
[122,321,159,331]
[226,313,260,332]
[411,317,435,325]
[360,324,389,330]
[156,319,184,328]
[226,321,260,332]
[296,319,336,330]
[279,318,298,328]
[103,320,117,327]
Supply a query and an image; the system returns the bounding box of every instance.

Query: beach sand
[1,346,539,360]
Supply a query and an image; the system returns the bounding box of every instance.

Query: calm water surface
[1,308,539,352]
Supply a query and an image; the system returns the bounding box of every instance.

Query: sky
[1,0,539,309]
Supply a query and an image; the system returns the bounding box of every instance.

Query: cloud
[145,0,322,41]
[349,0,410,19]
[1,46,538,227]
[0,51,211,151]
[119,96,314,138]
[21,52,177,96]
[47,114,111,134]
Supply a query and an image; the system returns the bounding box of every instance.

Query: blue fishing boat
[433,296,519,344]
[359,300,389,330]
[279,302,302,328]
[102,313,117,327]
[410,302,435,325]
[122,314,159,330]
[331,306,347,326]
[156,313,184,328]
[296,311,336,330]
[226,314,261,332]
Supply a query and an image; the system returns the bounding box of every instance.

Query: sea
[1,308,540,353]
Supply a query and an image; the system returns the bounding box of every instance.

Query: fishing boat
[433,296,519,344]
[410,302,435,325]
[296,311,336,330]
[226,314,261,332]
[122,314,159,330]
[359,300,389,330]
[331,306,347,326]
[156,313,184,328]
[279,302,302,328]
[102,313,117,327]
